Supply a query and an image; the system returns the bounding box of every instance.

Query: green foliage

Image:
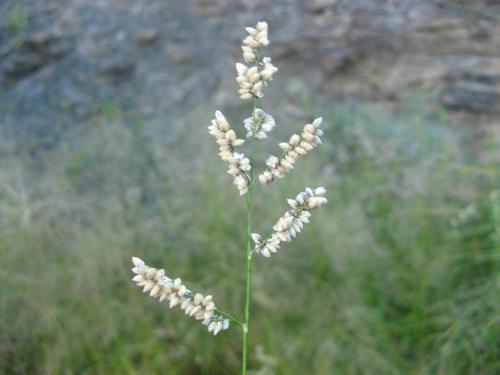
[0,98,499,374]
[7,5,28,45]
[8,6,27,32]
[100,101,119,120]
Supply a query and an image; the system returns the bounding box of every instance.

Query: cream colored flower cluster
[244,108,276,140]
[252,187,327,257]
[242,21,269,61]
[258,118,324,185]
[236,21,278,100]
[131,257,229,335]
[208,110,251,195]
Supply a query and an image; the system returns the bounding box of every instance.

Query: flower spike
[254,187,327,257]
[259,118,324,185]
[208,111,251,195]
[244,108,276,140]
[131,257,229,335]
[236,21,278,100]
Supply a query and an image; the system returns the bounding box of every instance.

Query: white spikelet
[208,111,251,195]
[254,187,327,258]
[236,21,278,100]
[244,108,276,139]
[131,257,229,335]
[258,118,324,185]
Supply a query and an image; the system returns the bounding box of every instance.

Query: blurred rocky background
[1,0,499,148]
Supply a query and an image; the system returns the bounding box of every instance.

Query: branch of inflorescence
[215,309,245,326]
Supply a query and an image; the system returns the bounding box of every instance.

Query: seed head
[254,187,327,257]
[236,21,278,100]
[259,118,324,185]
[208,111,251,195]
[131,257,230,335]
[244,108,276,139]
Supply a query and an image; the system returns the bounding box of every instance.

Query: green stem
[242,97,258,375]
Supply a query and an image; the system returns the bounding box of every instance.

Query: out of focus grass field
[1,94,499,374]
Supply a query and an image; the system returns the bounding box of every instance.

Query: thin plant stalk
[242,97,258,374]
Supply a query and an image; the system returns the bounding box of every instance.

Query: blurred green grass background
[1,94,499,374]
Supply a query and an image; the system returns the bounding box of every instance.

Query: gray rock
[134,29,160,45]
[442,87,500,113]
[0,0,499,151]
[306,0,338,13]
[0,29,74,82]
